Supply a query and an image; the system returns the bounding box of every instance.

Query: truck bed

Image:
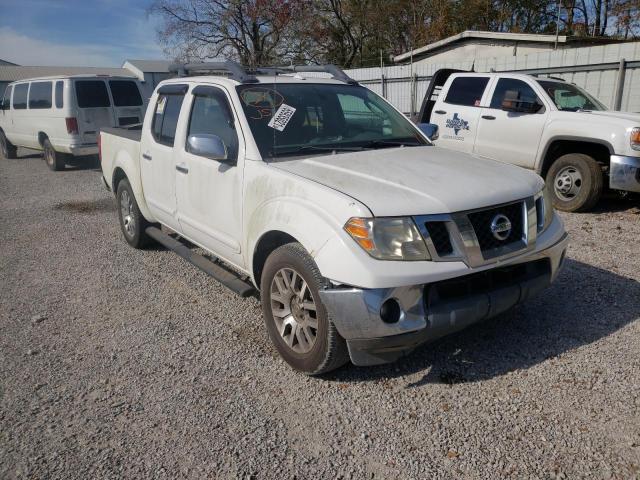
[100,126,142,192]
[101,126,142,143]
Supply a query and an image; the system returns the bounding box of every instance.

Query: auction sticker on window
[268,104,296,131]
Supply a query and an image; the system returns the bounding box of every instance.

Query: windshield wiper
[270,145,364,157]
[360,139,423,149]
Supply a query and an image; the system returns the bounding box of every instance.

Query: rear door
[73,79,114,144]
[107,80,145,127]
[430,75,491,154]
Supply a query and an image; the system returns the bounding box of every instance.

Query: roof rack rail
[169,61,358,85]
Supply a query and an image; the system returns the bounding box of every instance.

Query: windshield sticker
[240,87,284,120]
[268,104,296,131]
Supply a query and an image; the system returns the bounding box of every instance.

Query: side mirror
[417,123,439,141]
[501,90,541,113]
[187,134,229,162]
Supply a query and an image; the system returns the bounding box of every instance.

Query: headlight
[535,188,554,233]
[631,127,640,151]
[344,217,430,261]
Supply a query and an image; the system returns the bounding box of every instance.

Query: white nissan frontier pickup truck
[99,62,568,374]
[417,69,640,212]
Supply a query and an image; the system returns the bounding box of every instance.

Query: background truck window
[12,83,29,110]
[2,86,12,110]
[55,81,64,108]
[187,91,238,161]
[109,80,143,107]
[152,94,185,146]
[444,77,489,106]
[28,82,53,109]
[490,78,542,109]
[75,80,111,108]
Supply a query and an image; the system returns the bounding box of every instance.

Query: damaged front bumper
[319,232,568,366]
[610,154,640,193]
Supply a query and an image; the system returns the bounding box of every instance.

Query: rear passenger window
[55,81,64,108]
[109,80,142,106]
[75,81,110,108]
[13,83,28,109]
[29,82,52,109]
[152,94,185,146]
[445,77,489,107]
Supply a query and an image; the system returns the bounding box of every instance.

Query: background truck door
[140,84,187,228]
[474,77,548,169]
[175,85,244,265]
[430,75,491,154]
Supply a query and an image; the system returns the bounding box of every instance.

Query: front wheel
[43,138,66,171]
[116,178,153,249]
[260,243,349,375]
[546,153,603,212]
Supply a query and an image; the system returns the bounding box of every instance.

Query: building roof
[0,59,18,66]
[393,30,622,63]
[124,59,172,72]
[0,65,134,83]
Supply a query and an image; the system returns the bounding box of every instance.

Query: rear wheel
[0,130,17,159]
[260,242,349,375]
[546,153,603,212]
[43,138,66,171]
[116,178,153,249]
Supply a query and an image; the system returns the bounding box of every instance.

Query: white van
[0,75,145,170]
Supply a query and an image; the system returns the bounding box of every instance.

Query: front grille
[425,221,453,256]
[467,201,525,255]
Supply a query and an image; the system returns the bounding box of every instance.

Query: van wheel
[0,131,17,159]
[116,178,153,249]
[260,242,349,375]
[43,139,66,171]
[546,153,603,212]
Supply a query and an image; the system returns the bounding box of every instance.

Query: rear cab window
[109,80,143,106]
[444,76,490,107]
[28,82,53,109]
[75,80,110,108]
[12,83,29,109]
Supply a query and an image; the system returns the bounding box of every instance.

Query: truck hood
[585,111,640,123]
[272,146,544,216]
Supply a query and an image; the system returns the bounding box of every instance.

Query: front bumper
[610,154,640,193]
[319,232,568,366]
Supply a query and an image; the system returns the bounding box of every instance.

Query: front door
[175,85,244,265]
[474,77,548,169]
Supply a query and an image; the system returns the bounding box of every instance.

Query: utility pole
[555,0,561,50]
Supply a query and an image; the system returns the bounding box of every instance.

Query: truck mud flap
[145,226,256,298]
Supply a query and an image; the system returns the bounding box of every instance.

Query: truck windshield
[537,80,606,112]
[236,83,427,159]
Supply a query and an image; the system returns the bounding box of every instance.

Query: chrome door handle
[142,153,152,161]
[434,110,446,115]
[481,115,496,120]
[176,164,189,174]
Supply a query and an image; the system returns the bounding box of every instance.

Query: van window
[444,77,490,107]
[109,80,142,106]
[55,81,64,108]
[75,81,110,108]
[1,86,12,110]
[29,82,53,109]
[13,84,28,109]
[152,94,185,146]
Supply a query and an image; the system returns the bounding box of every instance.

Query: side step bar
[145,226,256,298]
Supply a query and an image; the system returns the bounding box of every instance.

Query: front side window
[152,94,185,146]
[444,77,490,106]
[28,81,53,109]
[13,83,28,109]
[75,80,110,108]
[537,80,605,112]
[55,81,64,108]
[490,78,543,110]
[1,86,12,110]
[236,83,426,159]
[109,80,143,106]
[187,89,238,161]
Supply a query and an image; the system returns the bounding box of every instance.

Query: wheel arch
[252,230,299,290]
[538,136,612,178]
[112,167,128,196]
[37,131,48,147]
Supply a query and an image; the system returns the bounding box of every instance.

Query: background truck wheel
[260,242,349,375]
[546,153,603,212]
[0,130,18,159]
[116,178,153,249]
[43,138,67,171]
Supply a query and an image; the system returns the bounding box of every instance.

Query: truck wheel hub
[554,166,582,199]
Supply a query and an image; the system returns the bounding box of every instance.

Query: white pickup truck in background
[100,62,568,374]
[417,70,640,212]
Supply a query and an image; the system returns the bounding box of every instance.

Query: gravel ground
[1,150,639,480]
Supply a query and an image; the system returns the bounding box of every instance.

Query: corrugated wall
[345,41,640,114]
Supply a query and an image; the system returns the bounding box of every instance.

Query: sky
[0,0,165,67]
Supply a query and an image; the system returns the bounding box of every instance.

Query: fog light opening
[380,298,401,324]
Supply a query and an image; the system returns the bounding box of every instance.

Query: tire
[116,178,153,249]
[546,153,603,212]
[260,242,349,375]
[43,138,66,171]
[0,130,17,159]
